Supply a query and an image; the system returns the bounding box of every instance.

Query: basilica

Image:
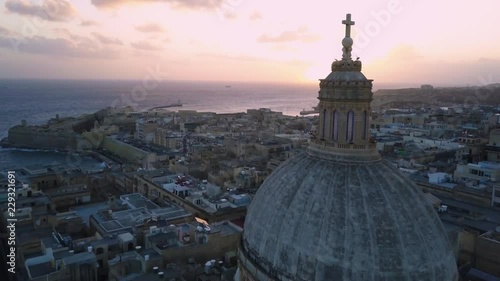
[235,14,458,281]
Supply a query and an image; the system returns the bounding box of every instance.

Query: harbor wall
[6,126,83,151]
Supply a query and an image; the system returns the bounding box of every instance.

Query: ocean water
[0,79,317,171]
[0,79,323,138]
[0,79,411,171]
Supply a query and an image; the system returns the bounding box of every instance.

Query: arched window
[332,110,339,141]
[321,109,327,139]
[362,111,368,140]
[346,111,354,142]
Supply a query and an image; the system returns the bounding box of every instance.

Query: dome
[239,152,458,280]
[324,70,367,82]
[237,13,457,281]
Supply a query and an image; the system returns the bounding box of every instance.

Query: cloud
[271,44,298,52]
[130,41,162,51]
[197,53,263,62]
[52,28,98,47]
[249,11,262,20]
[196,53,310,67]
[81,20,99,27]
[52,28,71,36]
[135,23,165,33]
[4,0,76,22]
[91,0,222,9]
[223,12,237,20]
[386,44,423,61]
[92,32,123,45]
[257,26,319,43]
[0,26,11,35]
[0,35,118,59]
[367,49,500,86]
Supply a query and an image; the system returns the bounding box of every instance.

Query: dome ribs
[240,148,458,280]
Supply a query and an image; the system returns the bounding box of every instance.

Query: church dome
[324,70,367,82]
[237,14,458,281]
[239,152,458,280]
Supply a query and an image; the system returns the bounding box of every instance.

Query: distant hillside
[373,84,500,107]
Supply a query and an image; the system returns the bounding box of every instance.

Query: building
[22,234,98,281]
[486,129,500,162]
[89,193,191,237]
[475,230,500,277]
[421,84,434,91]
[236,14,458,281]
[454,162,500,187]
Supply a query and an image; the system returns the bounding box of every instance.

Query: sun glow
[303,65,328,82]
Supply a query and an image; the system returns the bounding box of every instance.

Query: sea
[0,79,414,171]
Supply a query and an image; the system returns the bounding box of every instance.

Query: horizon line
[0,77,492,89]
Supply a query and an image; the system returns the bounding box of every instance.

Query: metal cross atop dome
[342,14,355,37]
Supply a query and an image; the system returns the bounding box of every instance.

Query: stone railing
[319,79,373,88]
[312,139,376,150]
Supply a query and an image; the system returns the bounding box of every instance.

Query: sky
[0,0,499,86]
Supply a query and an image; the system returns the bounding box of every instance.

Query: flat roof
[137,247,162,260]
[27,262,57,279]
[42,236,64,250]
[93,194,191,234]
[209,221,242,236]
[118,232,134,242]
[126,270,182,281]
[62,251,96,265]
[437,195,500,233]
[71,202,109,225]
[121,193,160,210]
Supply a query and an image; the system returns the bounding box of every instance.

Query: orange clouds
[135,23,165,33]
[257,27,320,44]
[90,0,223,10]
[5,0,76,22]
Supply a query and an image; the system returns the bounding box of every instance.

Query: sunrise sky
[0,0,499,86]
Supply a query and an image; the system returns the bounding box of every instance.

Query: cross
[342,14,355,37]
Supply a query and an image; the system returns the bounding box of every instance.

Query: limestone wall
[102,137,148,163]
[475,234,500,277]
[7,126,81,151]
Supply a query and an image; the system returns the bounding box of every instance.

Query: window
[332,110,339,141]
[346,111,354,142]
[362,111,367,140]
[322,109,327,139]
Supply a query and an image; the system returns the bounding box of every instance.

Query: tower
[310,13,379,163]
[236,14,458,281]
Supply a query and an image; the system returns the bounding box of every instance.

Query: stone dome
[325,70,367,82]
[239,151,458,280]
[237,13,458,281]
